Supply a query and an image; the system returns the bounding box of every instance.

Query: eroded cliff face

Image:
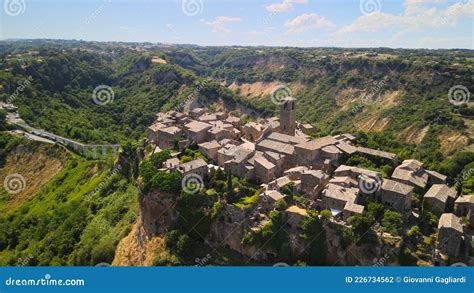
[210,203,273,260]
[209,204,400,265]
[138,188,178,236]
[114,186,399,266]
[113,187,178,266]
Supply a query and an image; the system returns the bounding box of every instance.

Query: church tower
[280,96,296,136]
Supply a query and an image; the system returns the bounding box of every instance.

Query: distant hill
[0,40,472,169]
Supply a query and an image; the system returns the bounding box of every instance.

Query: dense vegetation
[0,135,138,266]
[0,40,472,266]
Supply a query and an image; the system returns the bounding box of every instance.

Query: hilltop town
[145,97,473,265]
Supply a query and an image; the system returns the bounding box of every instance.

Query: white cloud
[404,0,445,15]
[285,13,335,33]
[265,0,308,13]
[205,16,242,33]
[338,0,473,34]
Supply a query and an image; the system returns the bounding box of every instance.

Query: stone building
[284,205,307,232]
[242,122,263,141]
[177,158,208,178]
[391,159,428,190]
[256,139,295,169]
[279,96,296,136]
[378,179,413,216]
[254,155,277,184]
[423,184,457,215]
[260,190,286,213]
[301,170,330,199]
[184,120,212,144]
[198,140,220,162]
[157,126,182,149]
[294,136,340,168]
[437,213,466,261]
[454,195,474,228]
[343,201,365,221]
[321,183,360,217]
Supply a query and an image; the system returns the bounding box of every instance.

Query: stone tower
[280,96,296,136]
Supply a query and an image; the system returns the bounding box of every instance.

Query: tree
[406,225,421,244]
[300,212,327,265]
[381,210,404,235]
[367,202,385,222]
[150,171,182,195]
[348,215,376,244]
[0,109,7,131]
[274,198,288,211]
[226,171,236,203]
[320,209,332,221]
[176,234,192,256]
[150,149,172,167]
[164,230,181,251]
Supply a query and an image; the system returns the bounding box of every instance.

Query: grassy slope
[0,134,138,266]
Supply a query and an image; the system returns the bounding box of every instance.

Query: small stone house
[454,195,474,228]
[178,158,208,178]
[378,179,413,216]
[437,213,465,260]
[423,184,457,214]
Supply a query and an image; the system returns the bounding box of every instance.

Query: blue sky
[1,0,473,48]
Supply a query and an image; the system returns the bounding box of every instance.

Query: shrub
[381,210,404,235]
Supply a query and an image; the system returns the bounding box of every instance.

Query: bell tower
[280,96,296,136]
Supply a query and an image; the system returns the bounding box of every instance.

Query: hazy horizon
[1,0,473,49]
